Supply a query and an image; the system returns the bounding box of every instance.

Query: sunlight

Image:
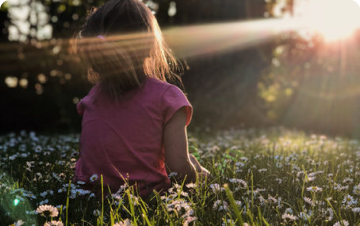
[162,18,300,58]
[300,0,360,42]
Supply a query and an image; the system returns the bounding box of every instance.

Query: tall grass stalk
[65,180,71,226]
[224,184,244,226]
[101,175,104,226]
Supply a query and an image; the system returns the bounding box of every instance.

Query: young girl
[73,0,209,198]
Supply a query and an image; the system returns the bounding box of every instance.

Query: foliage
[1,128,360,225]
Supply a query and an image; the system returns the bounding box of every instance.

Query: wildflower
[277,197,282,208]
[9,154,17,161]
[10,220,25,226]
[76,180,85,185]
[236,162,245,167]
[284,208,293,214]
[162,193,177,202]
[275,178,282,184]
[298,211,311,221]
[114,219,131,226]
[114,184,127,194]
[275,161,283,168]
[282,213,298,221]
[333,220,349,226]
[252,188,266,197]
[25,210,38,215]
[213,200,228,211]
[319,208,331,221]
[185,183,196,189]
[90,174,98,182]
[353,184,360,195]
[166,199,192,213]
[93,209,100,217]
[35,172,43,180]
[58,188,66,193]
[334,183,342,191]
[352,207,360,213]
[183,216,197,226]
[303,197,314,206]
[181,208,195,219]
[209,183,224,193]
[128,194,139,206]
[222,219,235,226]
[240,157,248,162]
[44,221,64,226]
[305,176,315,183]
[168,172,178,178]
[268,195,277,203]
[259,195,266,205]
[39,199,49,205]
[36,205,59,217]
[73,188,91,196]
[296,171,304,178]
[306,186,322,192]
[35,146,42,153]
[230,178,248,190]
[40,191,48,198]
[343,178,353,184]
[112,193,122,200]
[89,193,95,199]
[55,205,65,211]
[342,194,358,206]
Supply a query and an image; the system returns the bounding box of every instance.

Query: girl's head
[73,0,182,101]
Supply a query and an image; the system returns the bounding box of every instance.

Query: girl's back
[72,0,209,198]
[74,77,192,197]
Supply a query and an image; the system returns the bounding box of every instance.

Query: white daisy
[306,186,322,192]
[185,183,197,189]
[183,216,197,226]
[333,220,349,226]
[13,220,25,226]
[282,213,298,221]
[209,183,224,193]
[36,205,59,217]
[44,221,64,226]
[114,219,131,226]
[90,174,98,182]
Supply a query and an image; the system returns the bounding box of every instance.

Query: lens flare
[13,199,20,206]
[300,0,360,42]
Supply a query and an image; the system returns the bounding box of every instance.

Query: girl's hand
[198,167,213,180]
[189,154,212,180]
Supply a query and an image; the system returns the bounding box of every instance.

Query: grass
[1,127,360,226]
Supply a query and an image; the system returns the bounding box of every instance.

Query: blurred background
[1,0,360,137]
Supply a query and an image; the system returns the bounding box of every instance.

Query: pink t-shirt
[74,77,192,197]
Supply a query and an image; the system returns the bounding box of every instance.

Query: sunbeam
[162,18,301,58]
[0,17,303,67]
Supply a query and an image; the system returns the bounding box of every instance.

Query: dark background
[2,0,360,137]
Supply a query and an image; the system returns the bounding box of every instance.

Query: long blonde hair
[72,0,183,102]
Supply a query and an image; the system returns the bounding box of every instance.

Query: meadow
[1,127,360,226]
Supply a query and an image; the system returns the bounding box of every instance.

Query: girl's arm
[164,107,200,183]
[189,154,210,178]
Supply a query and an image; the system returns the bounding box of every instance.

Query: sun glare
[301,0,360,42]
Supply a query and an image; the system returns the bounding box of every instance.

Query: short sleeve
[162,85,193,127]
[76,99,84,116]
